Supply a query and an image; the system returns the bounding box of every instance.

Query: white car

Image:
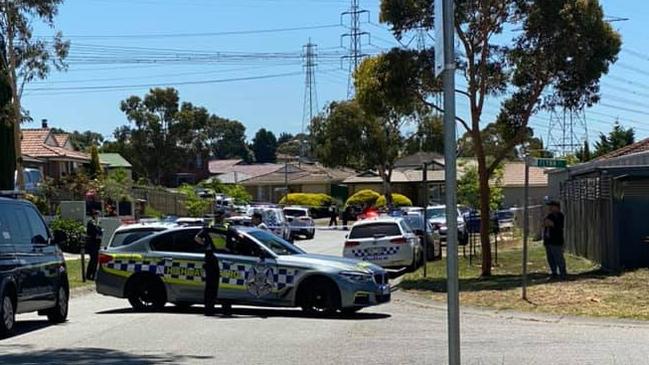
[427,205,469,245]
[247,207,292,241]
[283,206,316,240]
[343,217,423,269]
[108,222,178,248]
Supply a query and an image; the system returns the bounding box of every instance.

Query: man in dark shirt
[195,227,232,317]
[543,201,566,280]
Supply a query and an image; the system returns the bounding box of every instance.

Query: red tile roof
[595,138,649,161]
[21,128,89,162]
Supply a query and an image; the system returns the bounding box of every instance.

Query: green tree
[88,145,102,179]
[252,128,278,163]
[277,132,294,145]
[376,0,620,276]
[51,128,104,152]
[178,184,211,218]
[458,165,503,212]
[0,59,14,190]
[593,122,635,157]
[575,140,592,162]
[1,0,69,189]
[405,114,444,155]
[207,117,251,161]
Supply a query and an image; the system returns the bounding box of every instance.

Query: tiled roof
[208,159,243,174]
[394,152,444,168]
[53,134,70,147]
[501,162,547,187]
[595,138,649,161]
[240,164,354,186]
[21,128,90,162]
[99,153,132,168]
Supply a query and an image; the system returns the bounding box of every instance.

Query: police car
[343,217,423,270]
[96,225,390,315]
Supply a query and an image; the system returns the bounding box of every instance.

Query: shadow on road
[0,345,212,364]
[96,305,391,321]
[7,320,53,339]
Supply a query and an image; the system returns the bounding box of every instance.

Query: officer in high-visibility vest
[195,226,231,316]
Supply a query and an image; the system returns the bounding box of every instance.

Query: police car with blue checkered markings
[343,217,423,270]
[96,225,390,315]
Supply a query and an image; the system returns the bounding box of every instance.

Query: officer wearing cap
[195,224,232,316]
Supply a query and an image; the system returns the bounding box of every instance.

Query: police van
[0,197,69,337]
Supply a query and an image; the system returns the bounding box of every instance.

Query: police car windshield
[248,230,305,256]
[284,209,306,217]
[111,229,165,248]
[427,208,446,219]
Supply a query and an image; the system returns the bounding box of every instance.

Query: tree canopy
[593,122,635,158]
[251,128,278,163]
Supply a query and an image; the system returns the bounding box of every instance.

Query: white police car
[343,217,423,270]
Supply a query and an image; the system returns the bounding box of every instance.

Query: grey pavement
[3,230,649,364]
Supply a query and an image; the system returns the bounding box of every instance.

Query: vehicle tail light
[345,241,360,248]
[390,237,408,244]
[98,253,113,265]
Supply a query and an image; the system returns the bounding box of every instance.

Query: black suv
[0,197,69,337]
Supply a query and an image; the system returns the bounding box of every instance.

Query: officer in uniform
[195,225,232,316]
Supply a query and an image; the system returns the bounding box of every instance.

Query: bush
[346,189,381,207]
[178,184,212,218]
[144,205,163,218]
[24,194,49,215]
[375,193,413,208]
[279,193,334,207]
[50,217,86,253]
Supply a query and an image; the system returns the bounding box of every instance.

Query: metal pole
[284,161,289,202]
[423,163,428,278]
[522,157,530,300]
[442,0,460,362]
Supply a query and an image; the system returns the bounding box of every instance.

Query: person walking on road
[251,212,268,230]
[543,201,567,280]
[195,227,231,317]
[85,209,103,281]
[328,203,338,228]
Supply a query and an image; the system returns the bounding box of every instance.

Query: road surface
[3,229,649,364]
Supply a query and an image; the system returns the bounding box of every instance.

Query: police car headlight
[340,271,373,282]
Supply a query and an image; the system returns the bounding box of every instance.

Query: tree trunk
[379,166,393,208]
[477,155,492,276]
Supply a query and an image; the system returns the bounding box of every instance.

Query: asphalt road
[3,229,649,364]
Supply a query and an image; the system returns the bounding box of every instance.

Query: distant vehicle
[401,206,424,215]
[13,168,43,194]
[96,225,390,315]
[426,205,469,246]
[283,206,316,240]
[401,212,442,261]
[225,215,252,227]
[343,217,423,270]
[247,207,292,241]
[0,197,70,337]
[495,209,515,231]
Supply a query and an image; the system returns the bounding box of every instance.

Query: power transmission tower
[301,39,318,160]
[546,109,589,157]
[341,0,369,98]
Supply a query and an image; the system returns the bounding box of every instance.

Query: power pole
[546,108,588,157]
[341,0,369,98]
[301,40,318,162]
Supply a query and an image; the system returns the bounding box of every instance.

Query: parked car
[402,212,442,261]
[247,207,292,241]
[0,197,70,337]
[426,205,469,246]
[96,225,390,315]
[343,217,423,270]
[107,222,178,249]
[13,168,43,194]
[283,206,316,240]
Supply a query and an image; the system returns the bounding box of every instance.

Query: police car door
[217,231,277,304]
[148,228,204,304]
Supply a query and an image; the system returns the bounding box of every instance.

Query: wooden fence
[132,186,188,217]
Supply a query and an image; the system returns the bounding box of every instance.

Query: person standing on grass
[543,201,566,280]
[85,209,103,281]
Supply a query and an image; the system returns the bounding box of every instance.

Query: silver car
[96,225,390,315]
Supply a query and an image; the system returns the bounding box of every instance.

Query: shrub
[375,193,413,208]
[144,205,163,218]
[279,193,334,207]
[50,217,86,253]
[178,184,211,218]
[346,189,381,207]
[24,194,49,215]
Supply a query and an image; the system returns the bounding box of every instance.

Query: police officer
[85,209,103,281]
[195,226,232,316]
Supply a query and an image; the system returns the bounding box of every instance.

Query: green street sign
[532,158,567,168]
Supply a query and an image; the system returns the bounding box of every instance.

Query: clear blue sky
[21,0,649,150]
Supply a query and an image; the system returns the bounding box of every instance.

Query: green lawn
[402,242,649,320]
[66,259,93,289]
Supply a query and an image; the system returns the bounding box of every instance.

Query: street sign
[434,0,444,77]
[532,158,567,168]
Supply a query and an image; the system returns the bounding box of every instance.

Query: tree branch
[421,96,471,132]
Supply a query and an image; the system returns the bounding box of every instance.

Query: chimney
[41,119,48,129]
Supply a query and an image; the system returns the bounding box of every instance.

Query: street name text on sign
[532,158,568,169]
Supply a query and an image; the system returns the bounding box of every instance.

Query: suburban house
[547,138,649,270]
[99,153,133,180]
[208,159,354,203]
[21,123,90,179]
[500,162,549,208]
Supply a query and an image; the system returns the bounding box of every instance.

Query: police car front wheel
[299,277,340,316]
[127,276,166,312]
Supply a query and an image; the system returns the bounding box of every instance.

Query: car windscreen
[283,209,306,217]
[111,229,164,247]
[248,230,304,256]
[427,208,446,219]
[349,223,402,239]
[402,215,424,231]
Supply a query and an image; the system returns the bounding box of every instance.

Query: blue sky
[21,0,649,150]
